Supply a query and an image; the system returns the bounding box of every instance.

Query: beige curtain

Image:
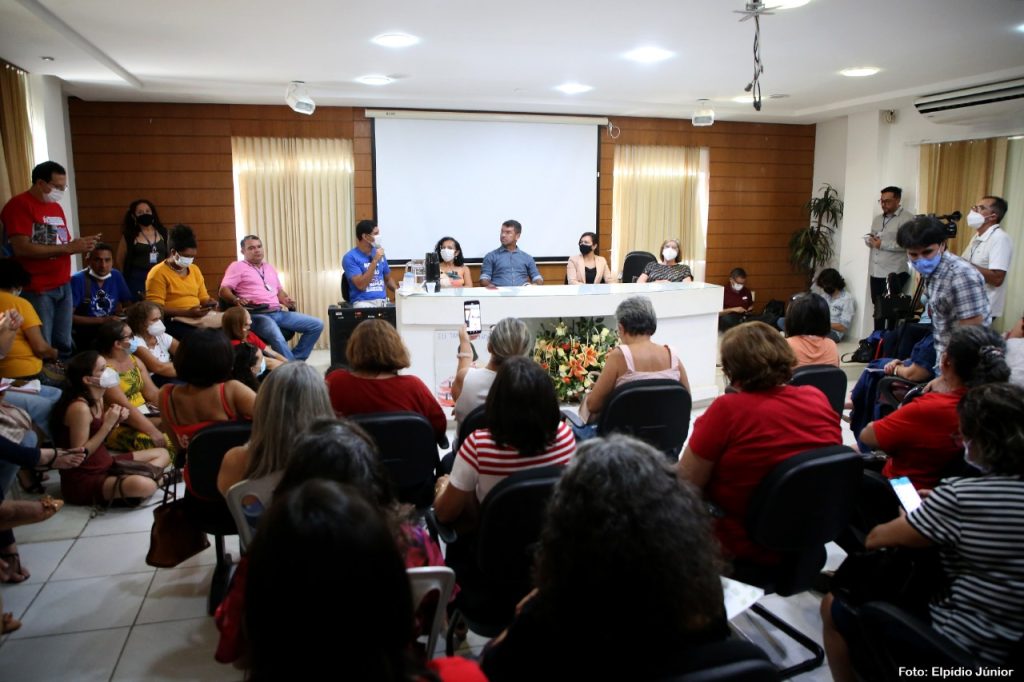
[231,137,355,350]
[611,144,709,280]
[0,62,35,206]
[998,139,1023,331]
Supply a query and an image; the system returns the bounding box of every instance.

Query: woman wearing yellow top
[0,260,59,381]
[145,224,218,340]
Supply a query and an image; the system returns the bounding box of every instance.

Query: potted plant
[788,183,844,288]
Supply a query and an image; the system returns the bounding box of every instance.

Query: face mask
[88,268,112,281]
[909,250,942,276]
[126,336,141,354]
[579,244,593,256]
[12,288,22,298]
[98,367,120,389]
[964,439,991,474]
[258,358,267,376]
[662,248,678,262]
[147,321,166,336]
[966,210,985,230]
[176,254,195,267]
[440,248,456,262]
[731,282,744,292]
[136,213,155,227]
[44,188,64,203]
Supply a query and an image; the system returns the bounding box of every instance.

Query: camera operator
[897,215,989,371]
[962,195,1012,322]
[866,186,916,330]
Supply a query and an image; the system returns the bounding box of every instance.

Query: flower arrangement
[533,317,618,403]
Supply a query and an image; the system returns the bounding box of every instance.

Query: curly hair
[958,383,1024,476]
[434,236,465,267]
[125,301,162,337]
[533,435,726,653]
[345,319,410,373]
[120,199,168,247]
[945,326,1010,387]
[720,321,795,391]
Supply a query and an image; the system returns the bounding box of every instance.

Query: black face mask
[579,244,593,255]
[823,286,835,295]
[136,214,155,227]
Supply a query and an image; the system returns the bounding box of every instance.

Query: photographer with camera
[866,186,916,331]
[961,195,1012,322]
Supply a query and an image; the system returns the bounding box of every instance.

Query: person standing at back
[866,186,915,330]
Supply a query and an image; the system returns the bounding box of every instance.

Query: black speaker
[328,305,397,367]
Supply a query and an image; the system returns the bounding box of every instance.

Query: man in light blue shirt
[479,220,543,287]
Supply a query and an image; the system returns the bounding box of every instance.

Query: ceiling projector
[692,104,715,127]
[285,81,316,115]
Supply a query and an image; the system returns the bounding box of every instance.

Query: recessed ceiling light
[840,66,880,77]
[732,94,754,103]
[624,46,674,64]
[372,33,419,48]
[1016,23,1024,33]
[1009,135,1024,140]
[555,82,592,95]
[40,56,55,61]
[356,75,393,86]
[769,93,790,99]
[773,0,811,8]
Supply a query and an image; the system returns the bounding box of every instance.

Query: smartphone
[889,476,922,513]
[464,300,482,337]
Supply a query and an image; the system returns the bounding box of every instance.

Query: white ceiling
[2,0,1024,124]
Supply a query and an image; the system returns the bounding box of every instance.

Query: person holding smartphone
[145,224,219,339]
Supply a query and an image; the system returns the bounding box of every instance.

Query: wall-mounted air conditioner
[914,78,1024,125]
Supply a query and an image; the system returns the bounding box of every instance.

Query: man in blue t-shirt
[342,219,394,307]
[70,242,133,349]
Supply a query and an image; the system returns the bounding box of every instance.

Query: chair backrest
[598,379,692,461]
[621,250,657,283]
[408,566,456,660]
[651,639,778,682]
[341,273,351,302]
[789,364,848,415]
[349,411,440,505]
[225,471,283,552]
[858,601,980,675]
[476,465,563,585]
[185,422,253,501]
[454,403,487,454]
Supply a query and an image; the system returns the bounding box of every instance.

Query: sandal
[16,469,45,494]
[0,553,29,583]
[36,448,86,471]
[1,612,22,634]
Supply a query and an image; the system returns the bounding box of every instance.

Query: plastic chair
[730,445,862,679]
[621,250,657,283]
[789,364,848,416]
[408,566,456,660]
[224,471,282,553]
[349,411,444,507]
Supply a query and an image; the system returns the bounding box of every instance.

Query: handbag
[831,547,945,616]
[146,478,210,568]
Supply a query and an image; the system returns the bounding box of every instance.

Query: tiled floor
[0,347,865,681]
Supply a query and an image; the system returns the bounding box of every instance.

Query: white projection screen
[372,114,600,262]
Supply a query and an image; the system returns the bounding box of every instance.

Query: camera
[919,211,960,239]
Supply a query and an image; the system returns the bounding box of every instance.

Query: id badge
[149,248,158,264]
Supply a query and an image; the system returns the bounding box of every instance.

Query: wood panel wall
[69,101,813,305]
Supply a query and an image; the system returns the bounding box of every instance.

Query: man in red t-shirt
[0,161,100,357]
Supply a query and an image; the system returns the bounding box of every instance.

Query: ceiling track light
[285,81,315,115]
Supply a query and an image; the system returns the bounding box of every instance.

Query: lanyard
[249,262,272,291]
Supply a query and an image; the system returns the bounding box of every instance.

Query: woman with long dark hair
[116,199,168,301]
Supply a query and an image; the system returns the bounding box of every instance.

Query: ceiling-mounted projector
[285,81,315,115]
[692,100,715,127]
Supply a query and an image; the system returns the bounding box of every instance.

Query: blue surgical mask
[127,336,141,354]
[909,250,942,276]
[258,358,267,376]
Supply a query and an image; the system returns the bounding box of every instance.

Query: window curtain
[0,62,34,207]
[610,144,709,281]
[231,137,355,350]
[997,139,1022,331]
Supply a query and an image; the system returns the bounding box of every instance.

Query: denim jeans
[250,310,324,361]
[22,283,74,359]
[4,385,62,442]
[0,429,38,496]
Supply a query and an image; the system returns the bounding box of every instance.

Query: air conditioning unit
[914,78,1024,125]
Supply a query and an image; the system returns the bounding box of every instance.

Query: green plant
[533,317,617,403]
[789,183,844,287]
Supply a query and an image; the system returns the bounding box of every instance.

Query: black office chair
[655,640,780,682]
[836,469,900,554]
[182,421,252,614]
[436,465,563,654]
[621,250,657,283]
[349,411,445,507]
[875,374,925,420]
[453,403,487,454]
[789,364,848,416]
[340,275,351,305]
[730,445,862,679]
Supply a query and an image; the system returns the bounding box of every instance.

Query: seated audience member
[783,292,839,367]
[222,306,284,372]
[70,242,133,351]
[342,219,395,307]
[859,326,1010,489]
[244,479,484,681]
[230,342,263,392]
[848,332,936,440]
[158,329,256,459]
[145,224,219,339]
[451,317,532,427]
[95,320,170,453]
[115,199,168,301]
[566,231,612,284]
[434,356,576,527]
[0,259,59,382]
[823,383,1024,678]
[435,236,473,288]
[678,322,840,564]
[54,351,170,506]
[217,362,334,496]
[718,267,754,332]
[1006,312,1024,387]
[636,238,694,283]
[579,295,690,425]
[0,307,61,445]
[126,301,178,385]
[814,267,855,342]
[325,319,446,443]
[482,435,732,681]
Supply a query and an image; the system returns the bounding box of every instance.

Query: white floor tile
[81,505,158,537]
[9,539,74,585]
[12,503,92,543]
[0,581,42,620]
[0,627,130,682]
[112,617,241,682]
[176,535,240,570]
[50,532,153,581]
[8,572,152,639]
[137,564,215,624]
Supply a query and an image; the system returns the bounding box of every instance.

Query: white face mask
[147,321,166,336]
[966,210,985,230]
[731,281,744,292]
[258,357,267,376]
[44,188,64,203]
[662,248,678,262]
[176,254,195,267]
[88,268,112,281]
[98,367,120,389]
[440,248,456,262]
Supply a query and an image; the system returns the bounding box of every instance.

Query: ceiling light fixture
[773,0,811,8]
[732,94,755,103]
[357,75,393,86]
[285,81,315,115]
[624,46,674,63]
[840,66,880,77]
[40,56,55,61]
[1016,23,1024,33]
[1009,135,1024,140]
[372,32,420,48]
[555,82,592,94]
[692,100,715,127]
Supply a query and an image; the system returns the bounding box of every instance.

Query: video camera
[918,210,960,239]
